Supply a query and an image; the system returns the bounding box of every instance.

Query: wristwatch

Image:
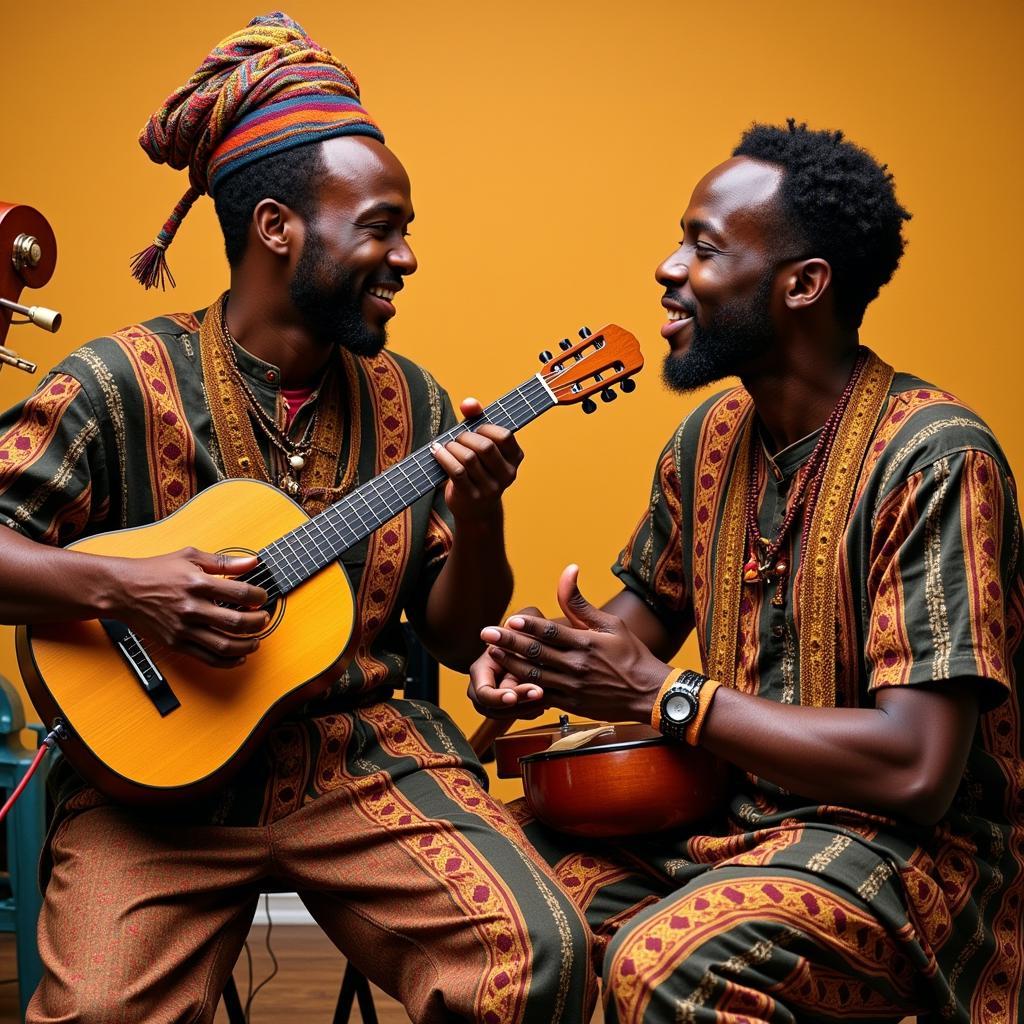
[658,670,709,742]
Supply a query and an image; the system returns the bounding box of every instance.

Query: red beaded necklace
[742,348,869,590]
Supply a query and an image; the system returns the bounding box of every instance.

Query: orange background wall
[1,0,1021,799]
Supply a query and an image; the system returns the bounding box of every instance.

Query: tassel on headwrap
[131,11,384,289]
[129,186,200,290]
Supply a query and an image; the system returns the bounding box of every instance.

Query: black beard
[661,271,775,393]
[289,229,387,358]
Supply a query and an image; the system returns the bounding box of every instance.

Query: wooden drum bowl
[519,723,726,838]
[492,720,601,778]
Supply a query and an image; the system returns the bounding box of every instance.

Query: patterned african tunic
[592,354,1024,1021]
[0,305,458,818]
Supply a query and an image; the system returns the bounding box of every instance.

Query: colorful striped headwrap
[131,12,384,289]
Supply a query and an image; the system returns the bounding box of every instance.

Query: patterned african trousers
[27,699,597,1024]
[520,804,932,1024]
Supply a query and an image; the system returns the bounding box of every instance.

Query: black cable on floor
[245,893,279,1022]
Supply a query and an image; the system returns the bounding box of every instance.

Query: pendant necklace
[743,348,868,604]
[222,331,321,498]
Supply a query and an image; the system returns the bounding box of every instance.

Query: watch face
[664,691,697,724]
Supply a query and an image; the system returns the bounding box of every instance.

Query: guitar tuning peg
[578,326,593,339]
[538,350,553,364]
[620,378,637,393]
[559,338,572,351]
[601,388,617,403]
[582,397,597,414]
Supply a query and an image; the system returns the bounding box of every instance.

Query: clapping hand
[469,565,669,723]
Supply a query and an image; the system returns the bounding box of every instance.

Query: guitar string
[249,380,545,590]
[246,379,550,590]
[239,364,613,594]
[115,360,627,670]
[119,380,560,670]
[236,370,575,593]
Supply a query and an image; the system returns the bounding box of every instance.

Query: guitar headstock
[538,325,644,413]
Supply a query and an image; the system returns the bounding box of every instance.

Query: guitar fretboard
[257,374,556,594]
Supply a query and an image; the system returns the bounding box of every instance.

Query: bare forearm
[0,527,123,623]
[701,684,978,825]
[0,519,273,667]
[475,572,979,826]
[422,513,513,671]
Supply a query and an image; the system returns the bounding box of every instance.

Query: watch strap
[684,678,722,746]
[650,667,683,734]
[651,669,720,746]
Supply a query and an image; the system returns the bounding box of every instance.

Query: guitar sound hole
[216,546,286,639]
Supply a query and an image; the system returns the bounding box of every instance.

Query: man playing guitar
[0,14,595,1023]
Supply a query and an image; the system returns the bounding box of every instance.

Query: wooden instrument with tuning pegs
[0,202,62,373]
[494,715,727,838]
[18,325,644,805]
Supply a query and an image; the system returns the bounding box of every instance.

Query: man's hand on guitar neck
[430,397,524,524]
[417,397,522,672]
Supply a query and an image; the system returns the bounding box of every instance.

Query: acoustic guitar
[17,326,643,805]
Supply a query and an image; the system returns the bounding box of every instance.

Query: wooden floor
[0,927,410,1023]
[0,929,916,1023]
[0,927,604,1023]
[211,925,413,1023]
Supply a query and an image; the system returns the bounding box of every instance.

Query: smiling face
[656,157,793,392]
[289,136,416,356]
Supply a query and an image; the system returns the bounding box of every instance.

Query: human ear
[783,258,832,311]
[251,198,302,258]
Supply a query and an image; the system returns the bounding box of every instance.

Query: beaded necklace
[199,294,354,513]
[220,324,321,497]
[703,347,894,707]
[742,348,869,594]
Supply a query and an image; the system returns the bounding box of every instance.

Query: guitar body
[17,478,355,805]
[12,324,646,807]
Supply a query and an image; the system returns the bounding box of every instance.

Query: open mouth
[661,305,695,342]
[365,283,401,318]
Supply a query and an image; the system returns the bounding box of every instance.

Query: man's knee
[602,910,690,1019]
[521,898,598,1018]
[27,975,211,1024]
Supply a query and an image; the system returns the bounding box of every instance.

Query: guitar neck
[257,374,557,594]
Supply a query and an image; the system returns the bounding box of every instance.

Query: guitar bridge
[99,619,180,717]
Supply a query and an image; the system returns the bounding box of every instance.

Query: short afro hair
[732,119,911,328]
[212,141,327,267]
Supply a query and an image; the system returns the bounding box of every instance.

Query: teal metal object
[0,675,49,1022]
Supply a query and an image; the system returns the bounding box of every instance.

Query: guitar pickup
[99,619,180,717]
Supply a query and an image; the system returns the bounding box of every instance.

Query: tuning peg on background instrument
[539,350,553,364]
[559,338,572,351]
[601,388,617,403]
[578,326,593,339]
[582,397,597,414]
[0,297,61,333]
[0,345,36,373]
[620,378,636,393]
